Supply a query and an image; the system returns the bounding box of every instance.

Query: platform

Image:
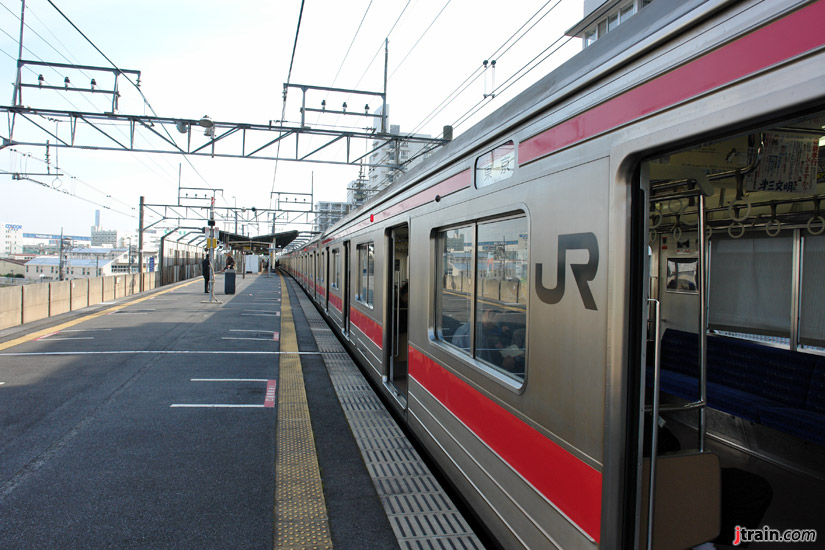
[0,272,482,549]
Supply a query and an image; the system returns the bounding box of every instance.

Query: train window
[319,251,325,286]
[331,249,340,290]
[475,217,528,381]
[709,236,793,336]
[436,226,474,356]
[356,242,374,308]
[475,141,515,188]
[800,235,825,350]
[435,215,528,384]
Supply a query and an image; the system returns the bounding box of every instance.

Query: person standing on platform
[202,254,211,293]
[225,253,235,271]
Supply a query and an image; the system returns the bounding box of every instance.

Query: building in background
[91,209,118,247]
[23,247,132,281]
[346,177,370,210]
[0,257,26,277]
[91,228,118,247]
[24,257,115,281]
[356,105,433,207]
[314,202,350,234]
[1,223,24,257]
[566,0,654,48]
[20,232,91,256]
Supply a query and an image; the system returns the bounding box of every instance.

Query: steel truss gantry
[1,104,445,169]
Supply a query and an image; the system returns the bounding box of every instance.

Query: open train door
[343,241,351,335]
[384,224,409,405]
[624,162,721,549]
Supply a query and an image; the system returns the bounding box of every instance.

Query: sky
[0,0,584,238]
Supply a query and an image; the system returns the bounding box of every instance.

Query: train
[281,0,825,547]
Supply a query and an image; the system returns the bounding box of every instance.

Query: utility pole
[138,195,144,289]
[383,38,388,134]
[202,195,221,303]
[58,227,64,281]
[11,0,25,108]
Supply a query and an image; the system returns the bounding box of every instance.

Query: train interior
[643,108,825,547]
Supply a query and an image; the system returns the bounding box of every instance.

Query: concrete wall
[125,275,137,296]
[114,276,125,299]
[103,277,115,302]
[88,277,103,306]
[0,285,22,330]
[0,272,195,331]
[50,281,72,316]
[71,279,89,311]
[22,283,50,324]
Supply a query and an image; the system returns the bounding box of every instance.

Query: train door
[343,241,351,335]
[324,247,330,311]
[629,110,825,548]
[625,156,722,550]
[312,251,318,301]
[385,224,409,404]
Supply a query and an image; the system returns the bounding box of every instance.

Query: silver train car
[282,0,825,547]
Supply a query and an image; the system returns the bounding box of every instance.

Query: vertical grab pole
[647,298,662,550]
[698,193,708,451]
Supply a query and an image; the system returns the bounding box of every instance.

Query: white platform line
[62,329,112,332]
[221,337,275,341]
[36,337,95,341]
[170,404,266,408]
[242,313,280,317]
[229,329,276,333]
[0,351,321,356]
[190,378,269,382]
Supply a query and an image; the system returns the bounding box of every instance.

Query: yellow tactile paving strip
[274,274,334,550]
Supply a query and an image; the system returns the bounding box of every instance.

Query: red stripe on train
[409,347,603,542]
[350,307,382,349]
[329,292,343,313]
[520,0,825,164]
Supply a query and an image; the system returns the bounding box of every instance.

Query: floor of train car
[667,417,824,548]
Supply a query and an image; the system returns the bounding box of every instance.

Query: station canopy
[219,229,298,253]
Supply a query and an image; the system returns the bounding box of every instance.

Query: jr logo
[535,232,599,310]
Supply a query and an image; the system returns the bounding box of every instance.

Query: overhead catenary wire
[329,0,374,89]
[23,3,186,187]
[311,0,415,167]
[387,0,452,81]
[0,27,182,195]
[269,0,307,212]
[0,6,190,212]
[450,33,575,131]
[404,0,563,137]
[368,0,574,193]
[6,147,134,210]
[44,0,220,201]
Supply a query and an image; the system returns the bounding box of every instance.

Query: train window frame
[331,248,340,290]
[355,241,375,308]
[435,224,475,358]
[474,140,516,189]
[319,250,325,286]
[433,212,529,389]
